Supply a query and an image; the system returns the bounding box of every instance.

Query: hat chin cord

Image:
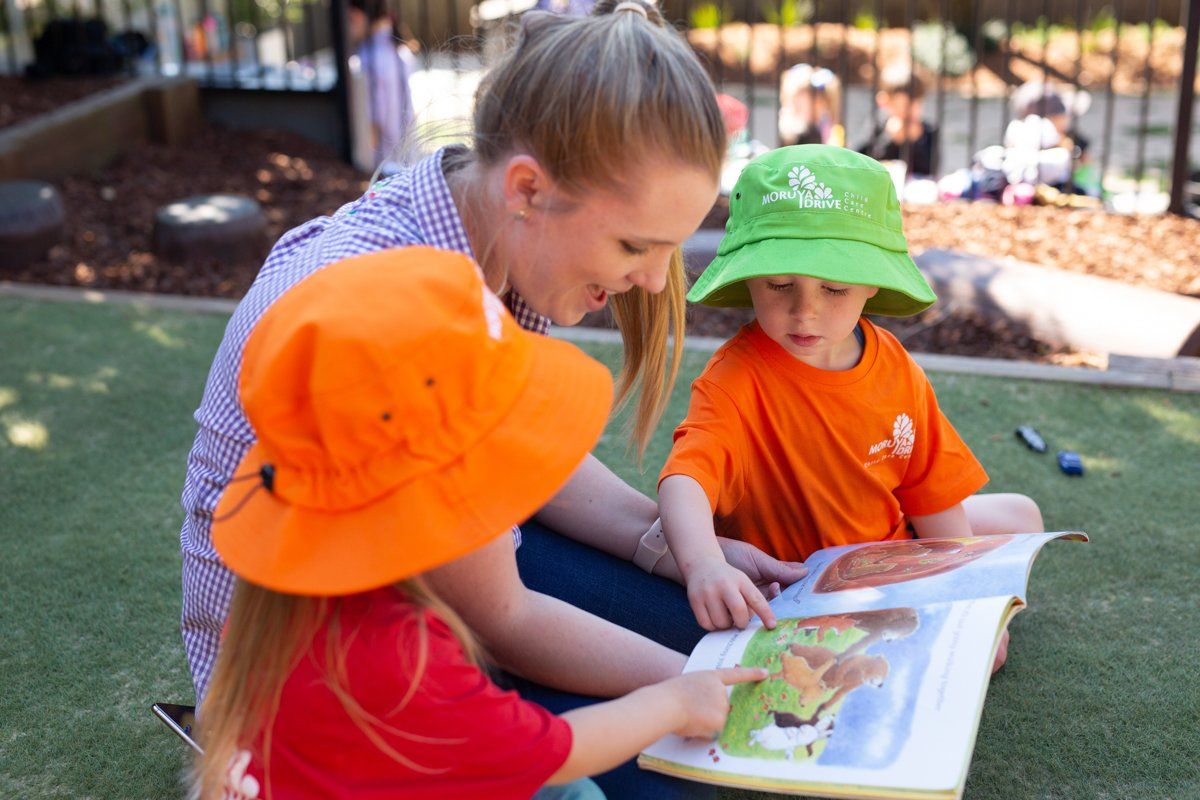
[212,464,276,522]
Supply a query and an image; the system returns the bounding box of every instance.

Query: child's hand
[685,556,776,631]
[717,536,807,598]
[665,666,769,739]
[223,750,261,799]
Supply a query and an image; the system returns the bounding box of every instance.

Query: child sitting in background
[955,81,1098,204]
[855,64,938,178]
[777,64,844,147]
[1002,81,1096,196]
[196,249,766,800]
[657,146,1042,670]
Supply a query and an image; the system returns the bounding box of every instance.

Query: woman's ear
[501,154,551,217]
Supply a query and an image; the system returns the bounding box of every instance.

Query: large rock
[0,180,66,269]
[153,194,267,263]
[915,248,1200,359]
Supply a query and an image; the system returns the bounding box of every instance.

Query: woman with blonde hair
[179,1,804,796]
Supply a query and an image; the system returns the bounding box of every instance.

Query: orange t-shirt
[660,319,988,562]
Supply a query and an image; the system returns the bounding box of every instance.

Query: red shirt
[244,586,571,799]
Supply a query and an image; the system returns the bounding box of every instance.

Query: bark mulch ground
[904,201,1200,298]
[5,118,1197,363]
[0,76,131,129]
[6,124,369,297]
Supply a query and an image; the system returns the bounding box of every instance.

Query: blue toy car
[1015,425,1047,452]
[1056,450,1084,476]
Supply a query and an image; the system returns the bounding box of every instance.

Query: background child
[195,249,766,799]
[347,0,415,173]
[657,146,1042,669]
[1002,81,1095,196]
[777,63,844,148]
[854,64,938,178]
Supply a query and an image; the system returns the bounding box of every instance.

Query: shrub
[911,21,976,77]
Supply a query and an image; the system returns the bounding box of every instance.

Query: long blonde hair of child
[193,576,479,799]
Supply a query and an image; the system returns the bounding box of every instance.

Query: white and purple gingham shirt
[179,147,549,702]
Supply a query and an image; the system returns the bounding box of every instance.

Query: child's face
[747,275,878,369]
[877,91,922,123]
[788,90,830,122]
[347,8,368,42]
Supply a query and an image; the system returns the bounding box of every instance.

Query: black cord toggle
[259,463,275,493]
[211,463,277,522]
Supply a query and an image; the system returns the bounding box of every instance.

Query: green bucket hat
[688,145,936,317]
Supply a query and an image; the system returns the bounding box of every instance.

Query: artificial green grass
[1,296,1197,799]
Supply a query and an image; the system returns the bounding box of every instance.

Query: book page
[770,531,1085,619]
[640,596,1018,799]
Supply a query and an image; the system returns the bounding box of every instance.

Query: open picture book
[640,530,1087,799]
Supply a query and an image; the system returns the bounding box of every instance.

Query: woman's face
[505,160,718,326]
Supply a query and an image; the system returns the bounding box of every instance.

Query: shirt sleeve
[894,369,989,517]
[659,377,745,514]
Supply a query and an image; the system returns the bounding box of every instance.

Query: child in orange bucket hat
[194,247,766,800]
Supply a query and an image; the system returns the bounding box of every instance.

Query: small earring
[513,208,528,221]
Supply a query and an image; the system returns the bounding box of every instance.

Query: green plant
[852,9,878,30]
[911,21,976,77]
[1087,7,1118,33]
[1009,17,1075,48]
[689,1,726,29]
[761,0,813,27]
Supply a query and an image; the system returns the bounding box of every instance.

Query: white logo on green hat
[761,165,841,210]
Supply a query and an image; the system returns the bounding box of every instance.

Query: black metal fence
[2,0,1196,214]
[667,0,1199,214]
[0,0,345,89]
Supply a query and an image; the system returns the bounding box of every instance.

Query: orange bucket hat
[211,247,613,596]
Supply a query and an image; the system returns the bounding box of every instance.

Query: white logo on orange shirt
[864,413,916,467]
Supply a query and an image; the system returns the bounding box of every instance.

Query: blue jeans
[508,520,711,800]
[532,778,605,800]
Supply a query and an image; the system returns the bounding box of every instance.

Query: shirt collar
[411,147,476,260]
[415,147,551,335]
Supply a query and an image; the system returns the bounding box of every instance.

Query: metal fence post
[329,0,353,163]
[1169,0,1199,216]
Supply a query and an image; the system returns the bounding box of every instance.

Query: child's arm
[535,454,806,596]
[426,533,687,696]
[546,666,768,785]
[659,474,776,631]
[908,502,971,539]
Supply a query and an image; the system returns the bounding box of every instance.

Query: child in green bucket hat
[657,145,1043,671]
